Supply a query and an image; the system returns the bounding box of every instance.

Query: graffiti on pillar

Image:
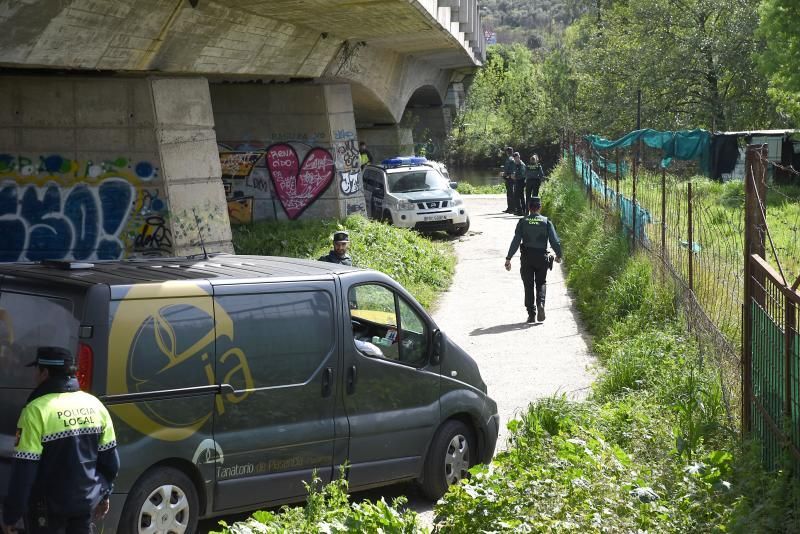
[0,154,170,262]
[333,139,361,196]
[266,144,334,220]
[218,150,263,225]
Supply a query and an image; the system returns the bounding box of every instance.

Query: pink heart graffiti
[266,144,335,220]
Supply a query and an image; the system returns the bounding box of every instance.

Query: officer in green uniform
[501,147,515,213]
[525,154,545,204]
[512,152,527,215]
[504,197,562,322]
[359,142,373,168]
[318,231,353,266]
[2,347,119,534]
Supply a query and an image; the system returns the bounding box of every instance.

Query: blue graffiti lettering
[0,179,136,261]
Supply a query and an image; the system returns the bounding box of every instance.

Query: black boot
[537,303,546,322]
[526,309,536,323]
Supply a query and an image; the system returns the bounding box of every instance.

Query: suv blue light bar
[381,156,428,167]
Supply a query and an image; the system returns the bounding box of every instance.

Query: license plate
[424,215,447,221]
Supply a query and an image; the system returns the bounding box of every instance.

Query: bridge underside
[0,0,482,261]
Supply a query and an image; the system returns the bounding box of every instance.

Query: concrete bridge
[0,0,483,260]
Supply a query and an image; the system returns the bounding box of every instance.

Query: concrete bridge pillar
[0,75,232,262]
[357,126,415,164]
[211,82,367,222]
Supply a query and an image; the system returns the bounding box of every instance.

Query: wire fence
[564,134,800,471]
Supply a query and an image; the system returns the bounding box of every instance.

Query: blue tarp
[584,128,711,173]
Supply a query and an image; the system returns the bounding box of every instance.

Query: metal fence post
[615,149,620,211]
[743,144,768,434]
[688,181,694,293]
[631,157,637,248]
[661,166,666,258]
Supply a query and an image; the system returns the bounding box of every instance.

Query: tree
[758,0,800,125]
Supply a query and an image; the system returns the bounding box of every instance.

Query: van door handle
[321,367,333,397]
[346,365,357,395]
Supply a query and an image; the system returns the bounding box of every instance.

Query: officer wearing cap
[504,197,562,323]
[2,347,119,534]
[318,231,353,266]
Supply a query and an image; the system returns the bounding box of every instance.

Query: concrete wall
[211,83,366,223]
[357,126,415,163]
[0,75,232,262]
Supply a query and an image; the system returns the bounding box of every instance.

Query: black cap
[333,231,350,243]
[26,346,74,368]
[528,196,542,208]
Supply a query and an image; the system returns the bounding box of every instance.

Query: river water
[448,167,504,187]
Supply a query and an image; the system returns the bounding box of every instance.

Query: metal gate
[743,145,800,471]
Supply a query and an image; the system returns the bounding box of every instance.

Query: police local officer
[504,197,562,323]
[318,231,353,266]
[2,347,119,534]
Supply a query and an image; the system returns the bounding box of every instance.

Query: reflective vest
[520,214,550,250]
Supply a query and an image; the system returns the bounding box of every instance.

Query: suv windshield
[387,169,450,193]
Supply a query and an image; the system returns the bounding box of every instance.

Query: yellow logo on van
[108,282,253,441]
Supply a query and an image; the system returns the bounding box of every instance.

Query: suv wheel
[447,217,470,236]
[119,467,199,534]
[381,210,394,225]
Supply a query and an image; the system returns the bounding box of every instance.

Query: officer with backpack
[504,197,562,323]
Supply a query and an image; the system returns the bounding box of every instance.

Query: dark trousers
[514,180,526,214]
[504,177,514,211]
[525,178,541,205]
[520,251,549,312]
[25,514,91,534]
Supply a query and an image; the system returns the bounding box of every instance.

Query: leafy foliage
[213,472,423,534]
[232,214,455,309]
[758,0,800,125]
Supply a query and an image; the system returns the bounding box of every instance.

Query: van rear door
[210,280,338,510]
[0,290,80,504]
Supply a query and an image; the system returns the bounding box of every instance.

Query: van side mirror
[431,330,444,365]
[449,181,458,190]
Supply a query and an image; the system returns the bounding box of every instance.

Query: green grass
[232,214,455,310]
[434,161,800,533]
[456,182,506,194]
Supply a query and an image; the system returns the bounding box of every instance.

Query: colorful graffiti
[0,154,171,261]
[266,144,334,220]
[217,142,339,221]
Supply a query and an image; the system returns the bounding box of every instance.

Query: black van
[0,255,499,532]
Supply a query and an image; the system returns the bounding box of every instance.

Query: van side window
[0,292,77,388]
[217,291,335,388]
[348,284,428,367]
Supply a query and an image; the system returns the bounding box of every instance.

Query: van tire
[419,420,475,500]
[118,467,199,534]
[382,210,394,225]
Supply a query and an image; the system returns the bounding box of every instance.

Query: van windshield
[387,169,450,193]
[0,292,77,388]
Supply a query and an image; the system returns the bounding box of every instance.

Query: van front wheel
[419,420,475,500]
[119,467,199,534]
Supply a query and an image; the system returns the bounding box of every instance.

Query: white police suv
[361,157,470,236]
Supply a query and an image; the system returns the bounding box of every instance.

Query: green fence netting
[585,128,711,173]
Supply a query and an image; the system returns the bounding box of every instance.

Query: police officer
[504,197,562,323]
[2,347,119,534]
[318,231,353,265]
[501,147,515,213]
[512,152,527,215]
[526,154,545,204]
[358,142,373,169]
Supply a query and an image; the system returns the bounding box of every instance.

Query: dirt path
[432,195,596,448]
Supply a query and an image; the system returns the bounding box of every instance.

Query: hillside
[480,0,588,48]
